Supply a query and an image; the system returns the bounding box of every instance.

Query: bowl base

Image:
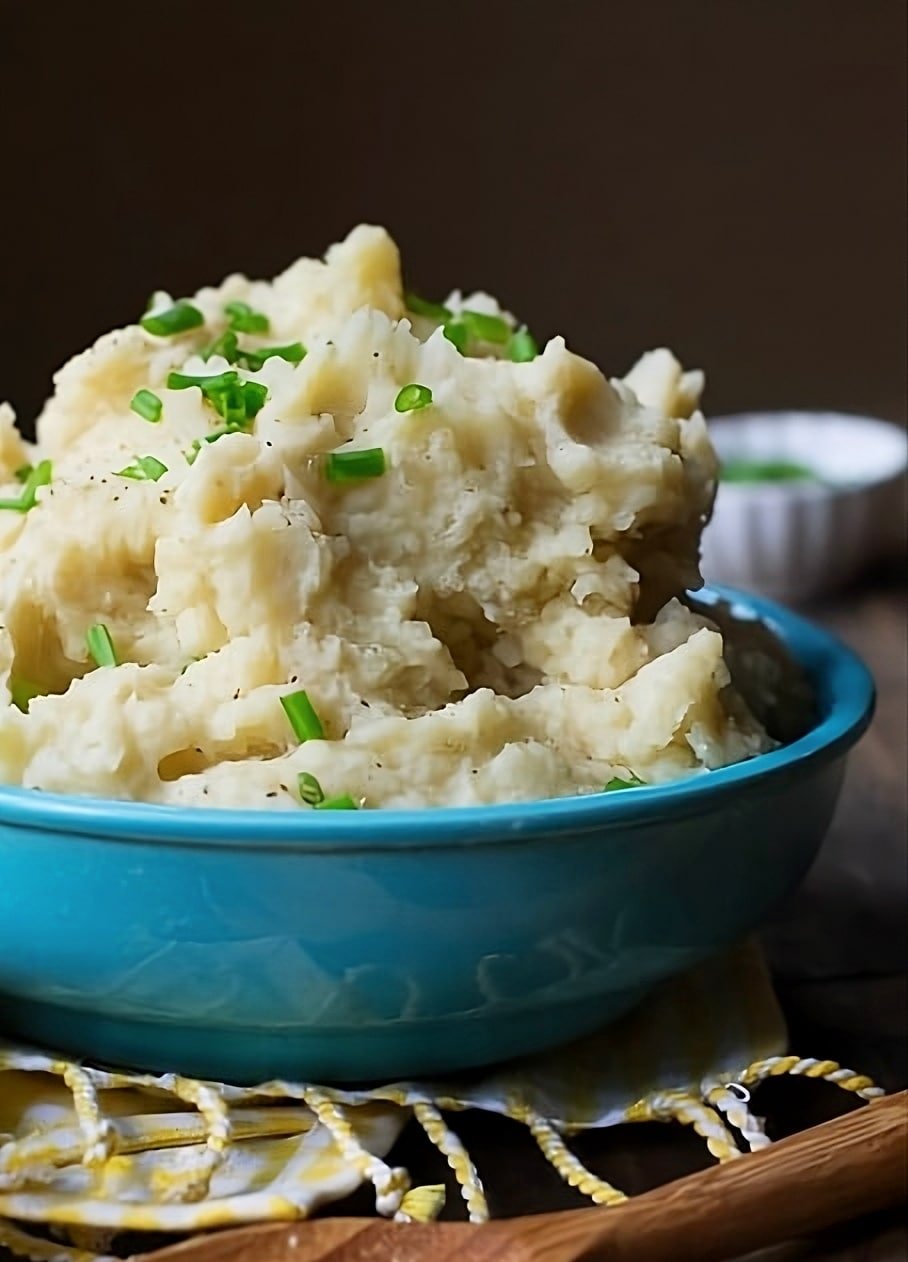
[1,985,651,1085]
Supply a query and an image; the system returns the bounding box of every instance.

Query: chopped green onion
[394,383,433,413]
[141,301,204,336]
[130,389,163,422]
[224,300,270,334]
[298,771,325,806]
[1,460,52,512]
[508,327,539,362]
[20,460,53,509]
[240,380,269,420]
[202,329,240,363]
[184,431,231,464]
[238,342,306,370]
[14,464,33,484]
[324,448,387,483]
[86,623,118,668]
[117,455,168,482]
[316,794,358,810]
[9,675,42,712]
[442,320,469,353]
[604,774,645,792]
[405,292,452,321]
[461,309,510,344]
[720,460,818,484]
[167,369,239,393]
[168,370,267,429]
[209,384,248,429]
[281,689,325,742]
[207,381,269,429]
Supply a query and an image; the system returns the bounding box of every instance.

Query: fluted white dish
[700,411,907,603]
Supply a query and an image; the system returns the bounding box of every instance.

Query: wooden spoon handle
[137,1092,907,1262]
[512,1089,908,1261]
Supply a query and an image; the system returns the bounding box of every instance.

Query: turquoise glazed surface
[0,588,873,1083]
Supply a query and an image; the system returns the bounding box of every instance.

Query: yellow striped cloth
[0,942,881,1260]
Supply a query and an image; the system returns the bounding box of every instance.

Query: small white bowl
[700,411,907,603]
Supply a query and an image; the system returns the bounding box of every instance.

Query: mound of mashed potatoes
[0,226,771,809]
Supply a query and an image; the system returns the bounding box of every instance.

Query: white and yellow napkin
[0,942,881,1262]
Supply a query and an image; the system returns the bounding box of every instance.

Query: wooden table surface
[1,571,905,1262]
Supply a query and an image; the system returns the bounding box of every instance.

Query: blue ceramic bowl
[0,587,873,1084]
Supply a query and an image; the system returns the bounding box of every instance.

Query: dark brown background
[0,0,905,434]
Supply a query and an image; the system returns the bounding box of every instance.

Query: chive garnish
[394,383,433,413]
[9,675,42,712]
[130,389,163,422]
[117,456,168,482]
[298,772,325,806]
[238,342,306,370]
[461,309,510,344]
[167,369,240,393]
[508,327,539,362]
[210,384,247,429]
[442,320,469,353]
[168,370,267,428]
[207,381,268,428]
[202,329,240,363]
[141,301,204,337]
[86,623,118,668]
[1,460,52,512]
[224,301,270,334]
[18,460,53,510]
[281,689,325,742]
[406,292,452,321]
[316,794,358,810]
[324,448,387,483]
[239,380,268,420]
[14,464,33,484]
[184,431,232,464]
[604,774,645,792]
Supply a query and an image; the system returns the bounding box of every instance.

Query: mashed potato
[0,226,771,809]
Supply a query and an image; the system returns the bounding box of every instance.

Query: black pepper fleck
[266,791,278,798]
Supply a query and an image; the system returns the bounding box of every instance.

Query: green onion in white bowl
[701,412,907,603]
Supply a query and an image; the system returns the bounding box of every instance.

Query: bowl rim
[0,586,875,851]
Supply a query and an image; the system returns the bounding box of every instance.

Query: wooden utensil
[136,1091,907,1262]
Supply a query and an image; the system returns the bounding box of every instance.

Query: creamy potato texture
[0,226,771,808]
